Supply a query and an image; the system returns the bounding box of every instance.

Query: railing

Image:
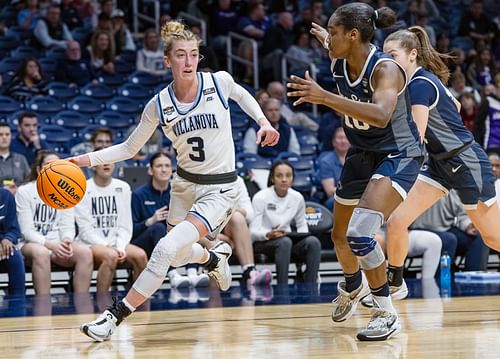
[227,32,259,89]
[132,0,160,35]
[281,54,318,117]
[177,12,207,45]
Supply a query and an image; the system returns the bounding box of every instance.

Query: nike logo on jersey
[220,188,232,194]
[0,204,5,209]
[387,153,401,159]
[451,165,462,173]
[166,116,179,124]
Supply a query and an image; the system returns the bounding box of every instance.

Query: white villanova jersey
[155,72,235,174]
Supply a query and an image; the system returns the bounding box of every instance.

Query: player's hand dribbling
[287,71,327,106]
[256,121,280,147]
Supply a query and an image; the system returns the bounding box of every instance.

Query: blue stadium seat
[47,82,79,100]
[235,152,258,163]
[97,73,126,87]
[10,46,40,60]
[119,49,137,64]
[300,144,318,157]
[40,125,75,152]
[128,71,162,88]
[68,96,106,114]
[0,57,21,76]
[117,83,152,100]
[114,59,135,75]
[292,172,312,195]
[39,58,58,76]
[71,27,91,44]
[94,110,134,129]
[44,46,66,60]
[106,96,143,115]
[80,83,115,100]
[244,156,272,170]
[0,96,22,117]
[288,157,315,173]
[26,96,64,116]
[275,151,301,161]
[5,26,30,42]
[53,110,92,130]
[298,132,320,146]
[0,36,17,53]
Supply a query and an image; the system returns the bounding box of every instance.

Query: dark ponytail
[385,26,452,84]
[333,3,396,42]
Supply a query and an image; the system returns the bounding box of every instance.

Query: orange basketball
[36,160,86,210]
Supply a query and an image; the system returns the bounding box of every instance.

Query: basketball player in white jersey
[73,21,279,342]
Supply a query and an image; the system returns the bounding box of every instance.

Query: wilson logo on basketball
[47,193,68,209]
[57,179,81,201]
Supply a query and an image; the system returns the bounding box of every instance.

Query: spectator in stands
[74,158,148,291]
[293,6,313,37]
[317,126,350,211]
[411,189,490,272]
[10,112,48,165]
[488,151,500,206]
[206,176,272,287]
[311,0,328,26]
[448,71,481,105]
[261,11,295,82]
[111,9,135,55]
[415,12,436,46]
[435,33,450,55]
[99,0,114,19]
[0,122,30,194]
[60,0,83,30]
[237,0,271,83]
[131,153,208,288]
[286,29,321,75]
[375,229,442,279]
[267,81,319,131]
[255,89,269,108]
[17,0,41,30]
[243,98,300,158]
[86,29,116,75]
[72,0,98,29]
[209,0,240,59]
[136,28,167,76]
[16,150,93,294]
[475,79,500,151]
[250,161,321,284]
[32,4,73,49]
[0,19,7,37]
[190,24,219,72]
[458,92,477,133]
[55,40,96,87]
[0,188,26,296]
[448,47,467,74]
[6,57,48,102]
[466,48,497,89]
[458,0,495,47]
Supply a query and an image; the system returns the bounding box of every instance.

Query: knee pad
[347,208,385,270]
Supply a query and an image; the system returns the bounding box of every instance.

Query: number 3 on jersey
[344,115,370,130]
[187,137,205,162]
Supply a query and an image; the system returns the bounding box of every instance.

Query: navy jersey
[409,67,474,156]
[331,45,421,156]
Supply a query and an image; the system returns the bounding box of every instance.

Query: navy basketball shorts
[419,143,497,209]
[335,147,424,206]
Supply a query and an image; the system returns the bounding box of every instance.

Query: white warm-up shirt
[74,178,132,253]
[88,71,266,175]
[250,186,308,242]
[15,181,75,246]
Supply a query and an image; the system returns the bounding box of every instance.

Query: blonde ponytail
[160,21,200,56]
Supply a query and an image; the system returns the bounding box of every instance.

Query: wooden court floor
[1,296,499,358]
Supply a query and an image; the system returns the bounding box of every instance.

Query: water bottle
[440,252,452,298]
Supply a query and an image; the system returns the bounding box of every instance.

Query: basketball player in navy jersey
[73,21,279,342]
[380,27,500,293]
[288,2,424,341]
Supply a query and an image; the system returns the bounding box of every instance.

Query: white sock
[187,267,198,277]
[122,298,136,312]
[372,295,396,314]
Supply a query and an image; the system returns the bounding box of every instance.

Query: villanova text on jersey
[172,113,219,137]
[91,195,118,237]
[33,203,56,235]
